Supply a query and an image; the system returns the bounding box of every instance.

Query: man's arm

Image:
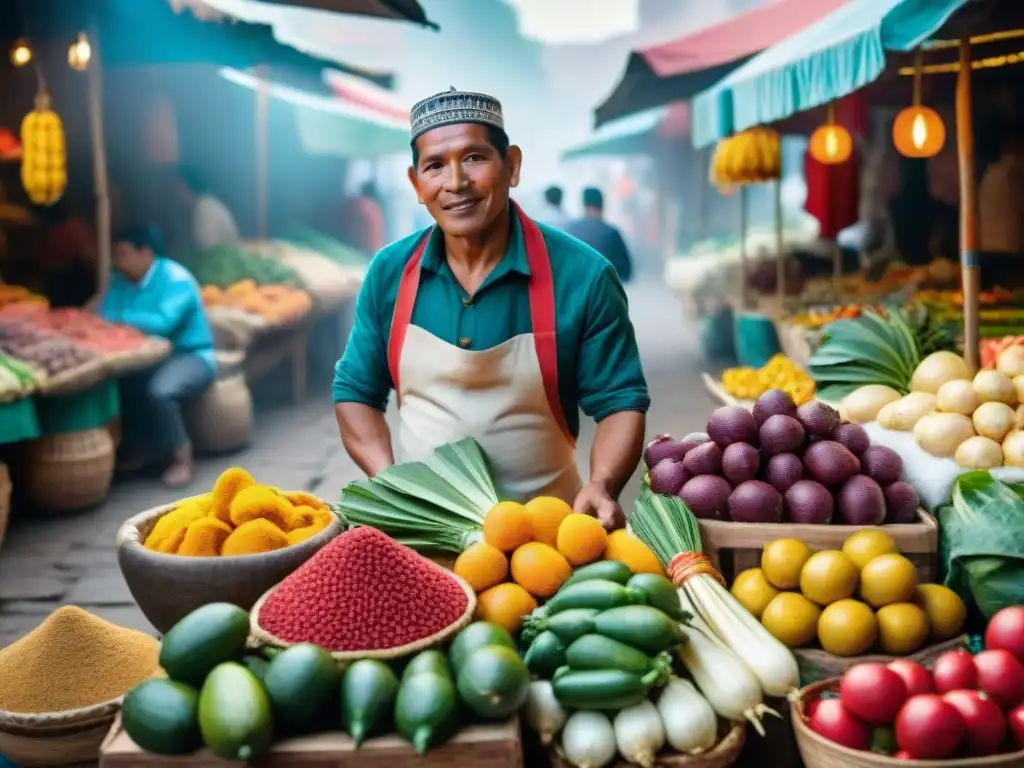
[118,280,196,338]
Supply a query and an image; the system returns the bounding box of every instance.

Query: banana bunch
[709,126,782,188]
[21,92,66,206]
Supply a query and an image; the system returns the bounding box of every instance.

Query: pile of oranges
[453,497,664,636]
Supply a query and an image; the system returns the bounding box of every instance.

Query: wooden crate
[100,714,523,768]
[698,509,939,585]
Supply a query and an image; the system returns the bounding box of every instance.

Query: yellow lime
[817,599,878,656]
[842,529,899,571]
[761,538,813,590]
[730,568,779,619]
[876,603,930,655]
[799,550,859,606]
[915,584,967,640]
[760,592,821,648]
[859,554,918,608]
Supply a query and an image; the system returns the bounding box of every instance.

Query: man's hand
[573,480,626,531]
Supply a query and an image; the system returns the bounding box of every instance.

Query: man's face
[113,242,151,281]
[407,123,521,238]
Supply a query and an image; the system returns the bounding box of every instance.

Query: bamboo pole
[775,178,784,313]
[87,27,111,305]
[832,239,842,298]
[956,39,979,373]
[255,65,270,240]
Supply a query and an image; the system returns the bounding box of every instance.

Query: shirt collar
[419,204,531,280]
[136,259,159,290]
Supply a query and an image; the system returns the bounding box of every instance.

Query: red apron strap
[514,202,575,448]
[387,232,430,400]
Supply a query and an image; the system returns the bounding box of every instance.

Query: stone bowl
[115,496,341,635]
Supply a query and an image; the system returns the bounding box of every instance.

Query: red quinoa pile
[257,526,469,652]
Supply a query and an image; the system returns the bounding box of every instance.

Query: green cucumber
[122,679,202,756]
[449,622,515,671]
[565,634,658,676]
[627,573,687,620]
[240,656,270,685]
[593,605,684,654]
[402,650,452,682]
[159,603,251,687]
[522,607,600,646]
[456,646,530,720]
[198,662,274,761]
[551,668,658,711]
[395,672,457,755]
[342,660,399,746]
[563,561,633,588]
[523,631,567,678]
[543,580,639,615]
[263,644,342,730]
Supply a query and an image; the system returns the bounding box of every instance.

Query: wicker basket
[793,678,1024,768]
[0,698,120,767]
[116,497,341,634]
[0,461,10,551]
[102,338,171,376]
[549,723,746,768]
[22,427,115,514]
[793,635,967,686]
[35,357,107,397]
[184,367,253,456]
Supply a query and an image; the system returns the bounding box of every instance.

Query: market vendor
[100,225,216,487]
[333,88,649,530]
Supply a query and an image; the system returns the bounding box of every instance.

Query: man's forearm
[335,402,395,477]
[588,410,646,498]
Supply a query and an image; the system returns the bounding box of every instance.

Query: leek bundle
[631,489,799,701]
[339,438,499,553]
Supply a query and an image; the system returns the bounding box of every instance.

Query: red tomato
[974,650,1024,710]
[942,690,1007,756]
[840,663,908,725]
[809,698,872,751]
[986,607,1024,663]
[887,660,935,698]
[895,694,965,759]
[933,650,979,693]
[1009,703,1024,750]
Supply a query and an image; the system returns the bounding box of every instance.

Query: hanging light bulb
[10,38,32,67]
[68,32,92,71]
[808,103,853,165]
[893,48,946,158]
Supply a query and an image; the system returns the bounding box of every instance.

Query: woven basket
[793,679,1024,768]
[0,461,10,552]
[549,723,746,768]
[102,338,172,377]
[116,497,341,635]
[0,698,120,767]
[248,557,477,661]
[22,427,114,513]
[35,357,107,397]
[184,367,253,456]
[793,635,967,686]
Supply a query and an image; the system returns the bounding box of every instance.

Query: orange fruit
[482,502,533,552]
[556,513,608,566]
[454,541,509,593]
[475,583,538,636]
[510,542,572,598]
[524,496,572,547]
[604,529,664,574]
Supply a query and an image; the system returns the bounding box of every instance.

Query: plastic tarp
[691,0,969,148]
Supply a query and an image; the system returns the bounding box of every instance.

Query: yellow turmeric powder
[210,467,256,524]
[221,518,288,556]
[144,503,208,551]
[0,606,160,713]
[179,517,234,557]
[229,485,293,529]
[284,490,330,511]
[286,525,323,546]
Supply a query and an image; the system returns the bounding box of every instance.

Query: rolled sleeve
[332,266,392,411]
[576,264,650,421]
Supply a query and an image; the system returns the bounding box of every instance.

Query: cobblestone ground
[0,279,717,647]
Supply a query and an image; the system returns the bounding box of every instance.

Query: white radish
[613,700,665,768]
[523,681,566,745]
[657,678,717,754]
[560,711,617,768]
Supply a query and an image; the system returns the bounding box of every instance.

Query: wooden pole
[775,178,784,313]
[956,40,979,373]
[87,27,111,305]
[255,65,270,240]
[739,185,749,311]
[832,239,842,298]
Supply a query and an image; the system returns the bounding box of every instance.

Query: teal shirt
[332,211,650,439]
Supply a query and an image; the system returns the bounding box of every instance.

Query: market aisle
[0,278,713,647]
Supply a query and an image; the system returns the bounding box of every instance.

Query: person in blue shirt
[566,188,633,283]
[100,226,216,487]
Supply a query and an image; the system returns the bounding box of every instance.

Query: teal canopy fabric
[691,0,969,148]
[562,107,669,161]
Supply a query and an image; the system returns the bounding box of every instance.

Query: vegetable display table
[244,316,313,405]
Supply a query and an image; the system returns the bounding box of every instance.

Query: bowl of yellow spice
[116,467,342,634]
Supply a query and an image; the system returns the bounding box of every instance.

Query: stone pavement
[0,279,717,647]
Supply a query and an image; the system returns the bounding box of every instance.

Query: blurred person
[339,180,386,254]
[333,88,649,531]
[101,225,215,487]
[567,188,633,283]
[173,165,240,249]
[538,184,568,228]
[37,196,98,308]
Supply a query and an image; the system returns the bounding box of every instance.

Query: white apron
[386,202,583,504]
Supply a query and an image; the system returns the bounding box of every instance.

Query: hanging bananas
[709,126,781,188]
[21,92,66,206]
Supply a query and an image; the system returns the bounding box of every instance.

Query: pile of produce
[281,228,372,270]
[0,351,40,401]
[173,245,300,289]
[0,606,160,713]
[143,468,336,556]
[0,321,98,380]
[201,281,312,326]
[242,240,361,307]
[645,390,920,524]
[982,335,1024,370]
[709,127,781,187]
[730,530,966,656]
[35,308,154,356]
[0,284,47,312]
[804,614,1024,759]
[787,303,881,329]
[720,354,815,404]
